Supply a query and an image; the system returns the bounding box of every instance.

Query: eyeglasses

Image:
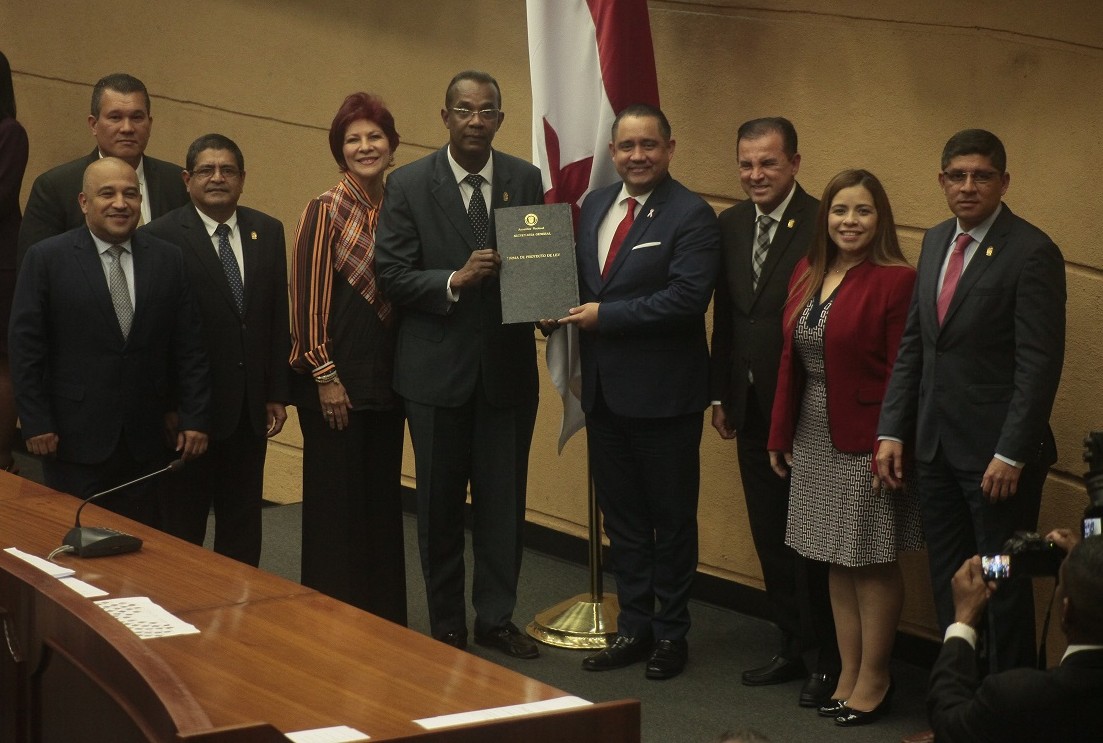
[191,165,241,180]
[942,169,1001,186]
[449,107,502,122]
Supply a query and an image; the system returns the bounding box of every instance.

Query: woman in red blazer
[768,170,923,727]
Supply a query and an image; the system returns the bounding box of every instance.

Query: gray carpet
[249,502,930,742]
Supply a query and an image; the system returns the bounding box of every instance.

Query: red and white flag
[527,0,660,452]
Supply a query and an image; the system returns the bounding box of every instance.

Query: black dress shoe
[835,682,894,727]
[582,635,651,671]
[799,672,838,707]
[645,639,688,680]
[436,630,468,650]
[817,699,848,718]
[474,623,539,659]
[741,655,807,686]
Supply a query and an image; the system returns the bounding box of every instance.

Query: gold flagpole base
[526,592,619,649]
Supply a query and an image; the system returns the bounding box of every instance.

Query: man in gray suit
[17,73,188,263]
[375,70,542,659]
[878,129,1066,675]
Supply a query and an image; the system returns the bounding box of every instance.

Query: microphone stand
[61,459,185,558]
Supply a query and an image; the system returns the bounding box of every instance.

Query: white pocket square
[631,241,661,250]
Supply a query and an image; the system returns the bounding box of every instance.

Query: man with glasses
[18,73,188,264]
[878,129,1066,680]
[143,134,290,566]
[375,70,543,659]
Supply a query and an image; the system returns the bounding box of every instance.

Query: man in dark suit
[560,104,718,680]
[878,129,1066,676]
[708,117,839,704]
[375,70,542,659]
[927,532,1103,742]
[143,134,290,566]
[17,73,189,264]
[9,157,209,523]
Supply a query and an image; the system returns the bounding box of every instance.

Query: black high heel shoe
[834,682,894,727]
[817,699,847,717]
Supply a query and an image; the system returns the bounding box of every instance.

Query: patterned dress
[785,293,924,566]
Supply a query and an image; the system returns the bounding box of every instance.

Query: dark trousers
[587,393,701,642]
[44,440,165,528]
[917,449,1046,672]
[737,388,837,671]
[404,384,537,639]
[160,405,267,566]
[299,404,407,626]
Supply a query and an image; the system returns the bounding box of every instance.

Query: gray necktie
[465,173,489,248]
[752,214,774,291]
[216,223,245,315]
[106,244,133,339]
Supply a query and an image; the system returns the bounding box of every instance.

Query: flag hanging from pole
[527,0,660,453]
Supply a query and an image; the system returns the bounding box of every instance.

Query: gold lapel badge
[250,231,258,240]
[787,219,796,228]
[985,246,994,257]
[503,191,510,203]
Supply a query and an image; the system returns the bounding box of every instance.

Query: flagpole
[526,455,619,648]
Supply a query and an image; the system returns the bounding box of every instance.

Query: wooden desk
[0,473,639,742]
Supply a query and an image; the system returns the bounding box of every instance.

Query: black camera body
[981,531,1066,582]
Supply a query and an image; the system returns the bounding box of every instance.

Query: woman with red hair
[289,93,406,623]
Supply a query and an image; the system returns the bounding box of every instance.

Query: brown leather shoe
[900,730,935,743]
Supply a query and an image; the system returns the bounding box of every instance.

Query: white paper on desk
[285,725,370,742]
[60,576,108,598]
[94,596,200,639]
[4,547,75,578]
[415,695,592,730]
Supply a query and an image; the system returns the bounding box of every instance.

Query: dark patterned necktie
[106,244,133,339]
[465,174,489,248]
[216,223,245,315]
[752,214,774,291]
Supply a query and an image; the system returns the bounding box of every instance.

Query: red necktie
[602,197,637,279]
[937,232,973,325]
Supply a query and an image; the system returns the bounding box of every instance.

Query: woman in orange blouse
[289,93,405,623]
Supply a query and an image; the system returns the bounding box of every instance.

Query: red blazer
[769,258,915,454]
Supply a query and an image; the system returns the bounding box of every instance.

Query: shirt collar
[446,146,494,188]
[615,183,652,210]
[89,229,133,255]
[957,203,1003,245]
[756,182,797,222]
[1062,643,1103,663]
[193,205,238,238]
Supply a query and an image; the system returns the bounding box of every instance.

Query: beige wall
[3,1,1101,643]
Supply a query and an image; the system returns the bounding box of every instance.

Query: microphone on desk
[61,459,186,558]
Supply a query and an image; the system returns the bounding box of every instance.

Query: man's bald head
[79,157,142,243]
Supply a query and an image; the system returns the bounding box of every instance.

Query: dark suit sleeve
[878,257,925,440]
[7,244,54,437]
[998,240,1065,461]
[708,254,733,402]
[598,197,719,333]
[17,173,69,265]
[265,219,292,402]
[374,169,456,316]
[169,253,211,432]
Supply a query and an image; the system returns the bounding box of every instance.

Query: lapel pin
[250,231,258,240]
[985,246,994,257]
[503,191,510,203]
[787,219,796,228]
[647,208,654,218]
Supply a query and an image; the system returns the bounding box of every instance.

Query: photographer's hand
[951,556,995,628]
[1046,527,1081,553]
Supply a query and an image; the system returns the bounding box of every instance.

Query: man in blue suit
[560,104,719,680]
[9,157,209,523]
[375,70,542,659]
